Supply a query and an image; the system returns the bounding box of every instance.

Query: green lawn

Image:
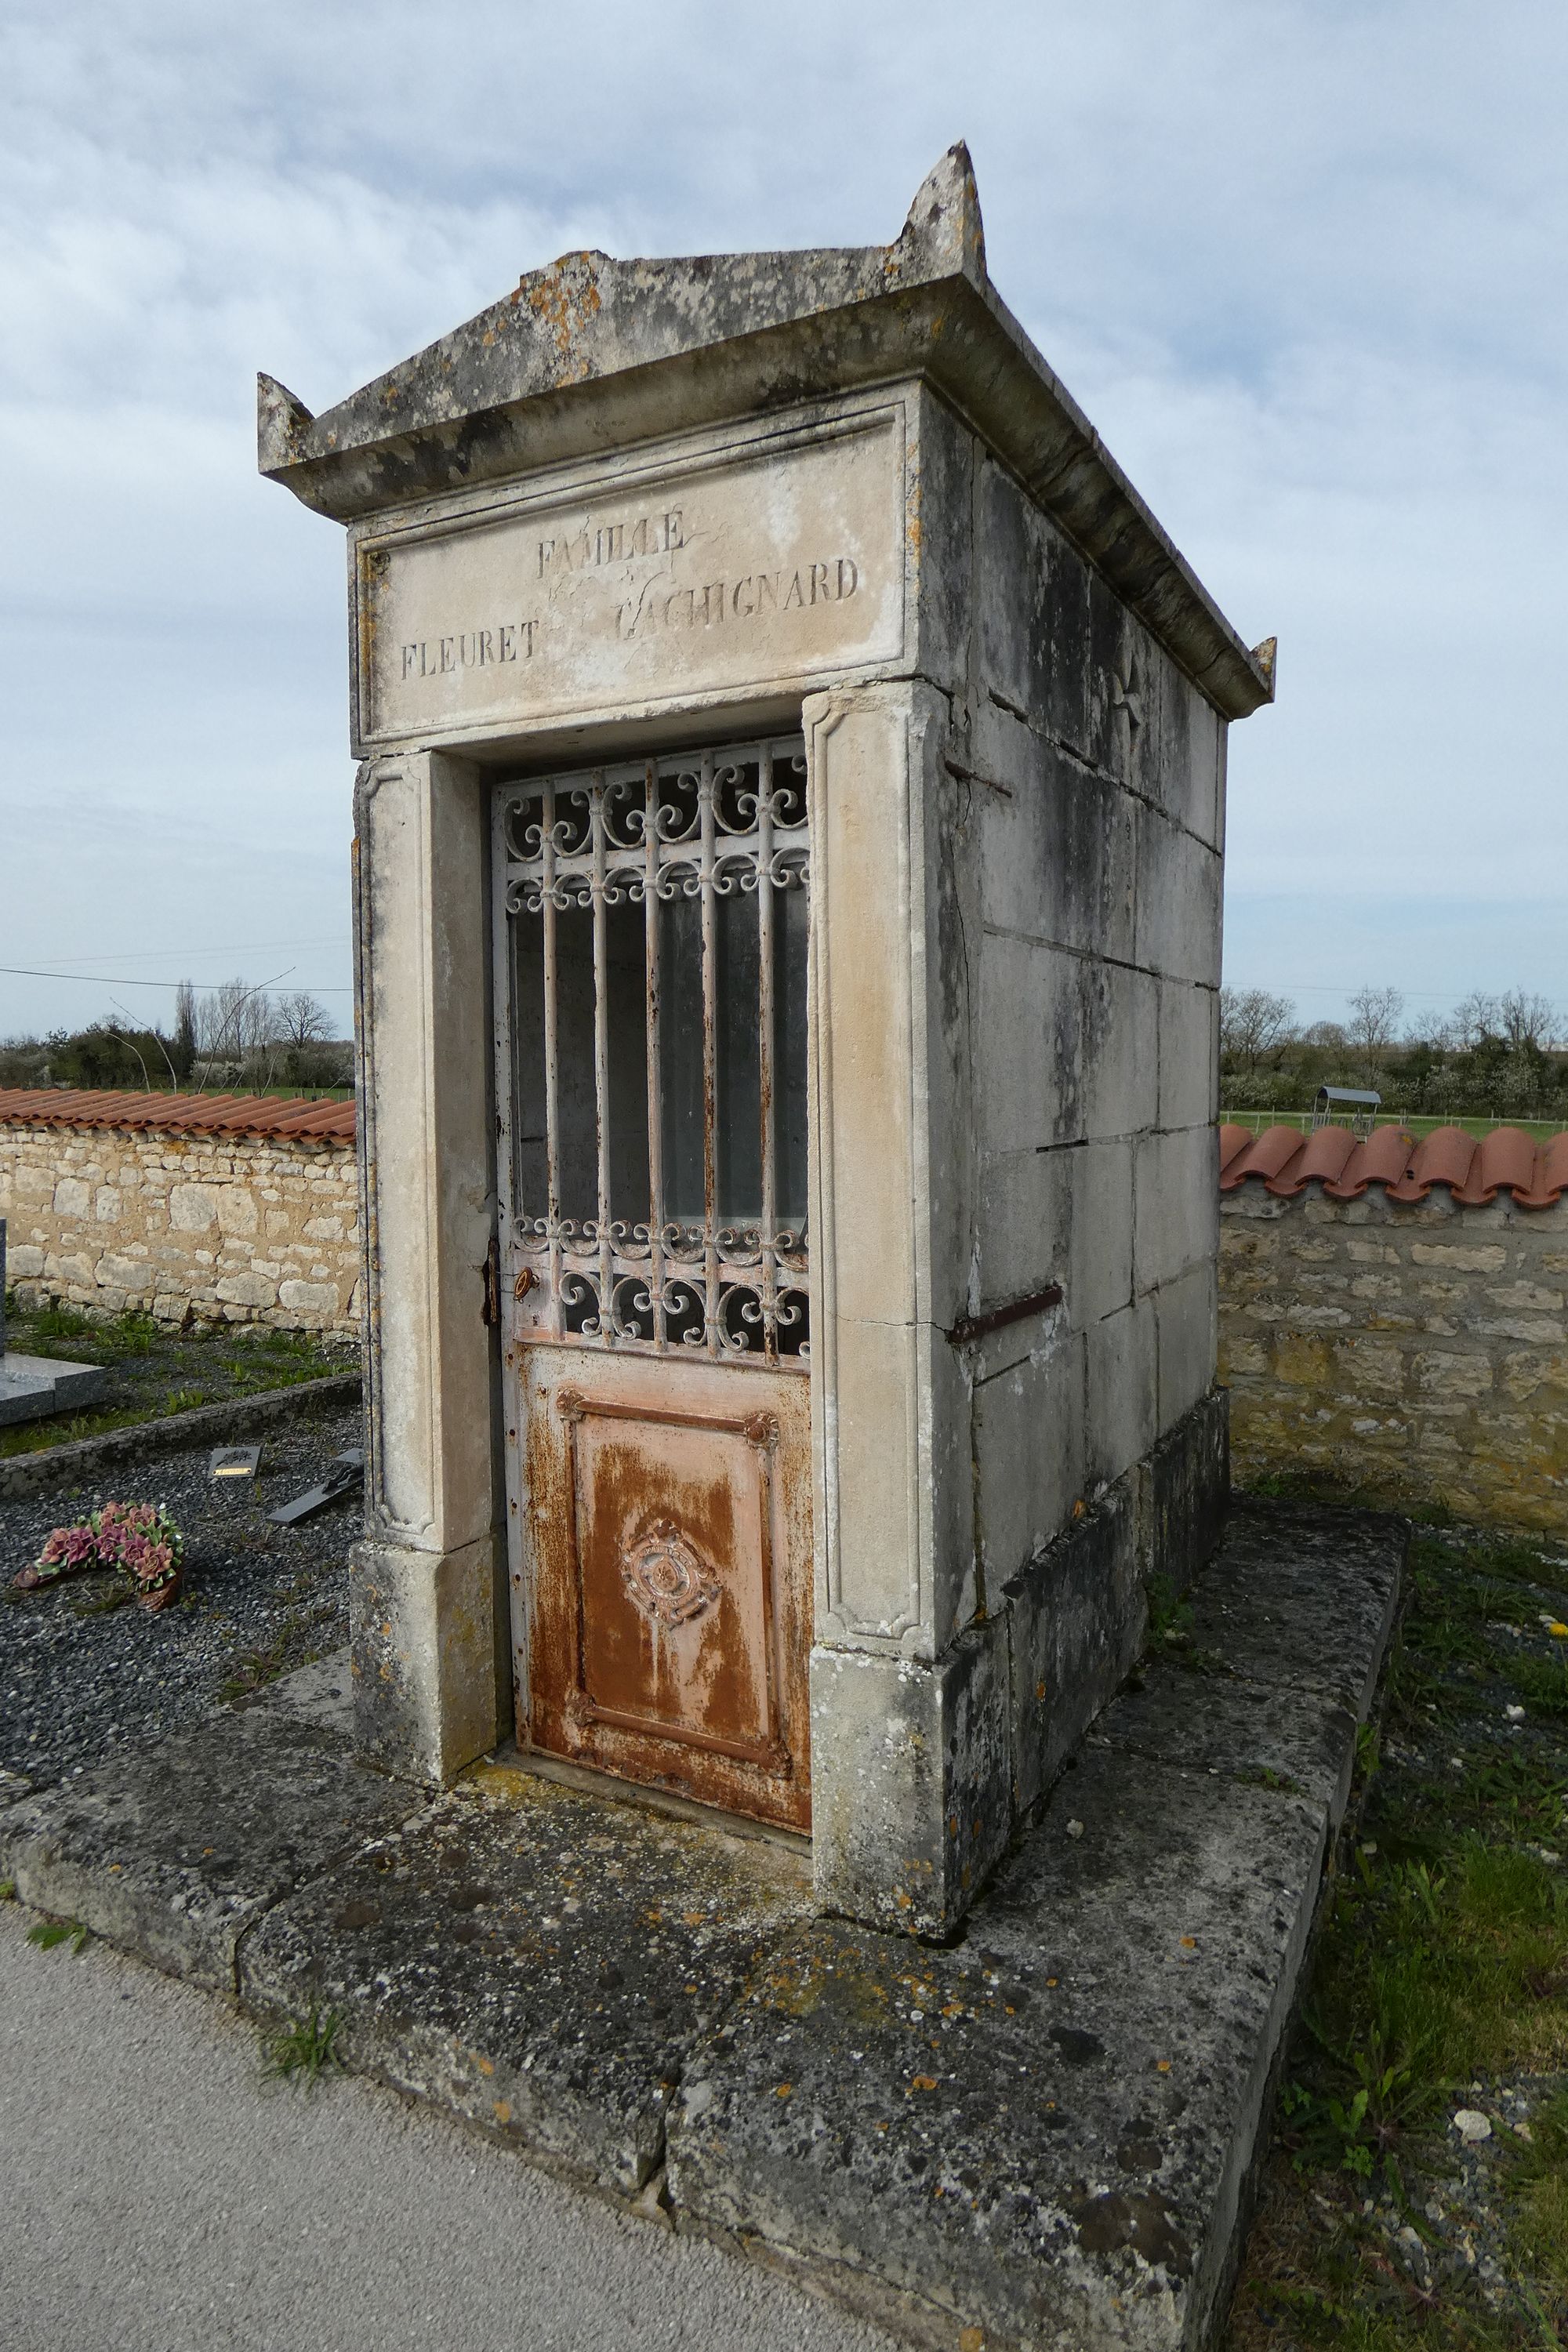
[1227,1517,1568,2349]
[0,1302,356,1457]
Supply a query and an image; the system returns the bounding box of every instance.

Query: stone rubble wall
[1221,1183,1567,1531]
[0,1118,360,1337]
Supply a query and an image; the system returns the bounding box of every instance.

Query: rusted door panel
[494,741,814,1836]
[514,1345,811,1832]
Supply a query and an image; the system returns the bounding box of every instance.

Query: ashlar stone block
[809,1620,1011,1936]
[169,1182,219,1233]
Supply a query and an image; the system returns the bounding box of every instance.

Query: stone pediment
[258,146,985,497]
[260,144,1273,718]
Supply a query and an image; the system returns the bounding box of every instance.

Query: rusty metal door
[493,736,813,1832]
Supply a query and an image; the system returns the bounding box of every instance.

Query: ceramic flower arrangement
[13,1501,185,1611]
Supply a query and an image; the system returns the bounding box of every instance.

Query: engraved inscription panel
[358,414,903,744]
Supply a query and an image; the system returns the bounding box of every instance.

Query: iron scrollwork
[499,737,811,1369]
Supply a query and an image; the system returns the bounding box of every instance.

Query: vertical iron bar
[541,781,563,1337]
[756,742,777,1361]
[699,749,718,1354]
[591,776,612,1341]
[643,758,664,1348]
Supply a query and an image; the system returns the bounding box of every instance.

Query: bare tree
[1301,1019,1348,1049]
[274,990,332,1048]
[1346,985,1404,1083]
[1218,988,1296,1072]
[1446,991,1501,1049]
[198,978,276,1062]
[1497,989,1559,1051]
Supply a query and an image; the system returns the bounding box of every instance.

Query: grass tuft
[261,2005,344,2091]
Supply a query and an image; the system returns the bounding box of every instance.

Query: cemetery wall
[1220,1184,1568,1531]
[11,1097,1564,1532]
[0,1108,359,1337]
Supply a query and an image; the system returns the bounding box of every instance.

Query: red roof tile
[1276,1125,1358,1195]
[1221,1122,1566,1210]
[0,1087,355,1145]
[1321,1125,1417,1200]
[1219,1123,1306,1189]
[1218,1123,1256,1177]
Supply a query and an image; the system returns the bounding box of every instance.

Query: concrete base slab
[668,1764,1327,2350]
[0,1708,422,1994]
[0,1352,109,1428]
[255,1647,357,1738]
[0,1502,1406,2348]
[1091,1671,1361,1826]
[1184,1501,1404,1718]
[241,1762,814,2196]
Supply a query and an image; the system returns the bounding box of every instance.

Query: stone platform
[0,1351,108,1428]
[0,1502,1404,2351]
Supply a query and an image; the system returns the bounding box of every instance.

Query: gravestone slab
[0,1352,110,1428]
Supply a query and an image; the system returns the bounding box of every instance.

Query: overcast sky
[3,0,1563,1043]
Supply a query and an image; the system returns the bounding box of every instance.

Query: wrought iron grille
[496,735,810,1367]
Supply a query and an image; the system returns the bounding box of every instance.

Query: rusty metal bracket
[945,1283,1063,1349]
[942,753,1014,800]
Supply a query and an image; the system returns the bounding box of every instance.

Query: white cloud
[2,0,1563,1035]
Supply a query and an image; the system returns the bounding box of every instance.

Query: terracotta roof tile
[1536,1132,1568,1208]
[1322,1125,1416,1200]
[1220,1124,1306,1189]
[1268,1125,1356,1196]
[1218,1123,1255,1177]
[1220,1121,1566,1210]
[1385,1126,1473,1203]
[0,1087,355,1145]
[1457,1127,1536,1207]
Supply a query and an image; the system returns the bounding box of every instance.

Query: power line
[0,964,352,995]
[16,936,350,971]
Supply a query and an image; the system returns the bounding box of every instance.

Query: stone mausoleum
[260,146,1273,1936]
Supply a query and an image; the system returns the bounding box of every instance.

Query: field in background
[1225,1113,1568,1142]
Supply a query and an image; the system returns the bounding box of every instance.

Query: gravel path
[0,1408,361,1792]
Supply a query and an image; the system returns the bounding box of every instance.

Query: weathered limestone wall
[0,1119,360,1336]
[805,391,1234,1921]
[963,435,1225,1582]
[1221,1185,1568,1530]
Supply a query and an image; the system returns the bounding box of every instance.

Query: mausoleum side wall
[0,1119,361,1337]
[1220,1185,1568,1531]
[960,442,1225,1585]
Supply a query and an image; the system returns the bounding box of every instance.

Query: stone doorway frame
[347,679,956,1916]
